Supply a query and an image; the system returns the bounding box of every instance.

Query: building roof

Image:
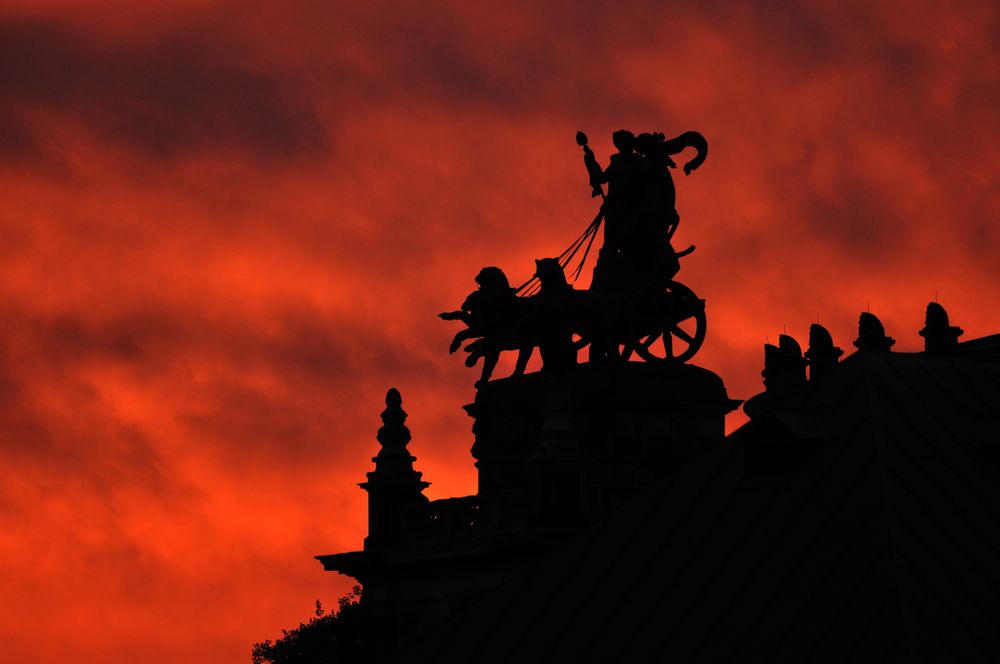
[405,343,1000,662]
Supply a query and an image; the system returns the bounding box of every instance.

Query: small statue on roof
[854,312,895,352]
[763,334,807,390]
[805,323,844,379]
[920,302,963,353]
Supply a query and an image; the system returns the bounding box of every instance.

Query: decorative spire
[372,388,417,469]
[805,323,843,380]
[920,302,963,353]
[762,334,807,391]
[361,388,429,549]
[853,312,895,352]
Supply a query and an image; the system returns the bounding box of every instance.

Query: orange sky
[1,1,998,661]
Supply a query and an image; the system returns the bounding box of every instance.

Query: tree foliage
[252,586,367,664]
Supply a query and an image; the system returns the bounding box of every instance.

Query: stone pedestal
[466,361,740,525]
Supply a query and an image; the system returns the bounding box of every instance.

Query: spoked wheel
[627,280,706,363]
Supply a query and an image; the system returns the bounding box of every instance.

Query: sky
[0,1,997,661]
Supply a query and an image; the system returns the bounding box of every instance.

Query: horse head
[533,258,569,291]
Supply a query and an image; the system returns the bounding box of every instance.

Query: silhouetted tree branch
[252,586,366,664]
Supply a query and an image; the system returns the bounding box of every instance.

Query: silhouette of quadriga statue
[442,127,709,387]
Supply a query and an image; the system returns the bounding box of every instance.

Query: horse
[449,258,585,386]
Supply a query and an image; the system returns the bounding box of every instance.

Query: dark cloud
[0,295,447,475]
[780,163,908,262]
[306,3,666,121]
[0,18,329,165]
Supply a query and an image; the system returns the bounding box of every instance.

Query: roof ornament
[360,388,429,548]
[805,323,843,380]
[762,334,807,390]
[853,312,895,352]
[919,302,963,353]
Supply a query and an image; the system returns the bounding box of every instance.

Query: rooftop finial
[854,312,895,352]
[386,387,402,408]
[920,302,963,353]
[362,388,429,549]
[762,334,807,390]
[376,387,411,454]
[805,323,843,380]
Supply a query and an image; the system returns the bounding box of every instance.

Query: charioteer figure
[578,130,637,291]
[579,130,639,253]
[579,128,708,291]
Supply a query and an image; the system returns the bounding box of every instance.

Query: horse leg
[513,345,533,376]
[464,338,486,367]
[450,329,475,354]
[477,351,499,386]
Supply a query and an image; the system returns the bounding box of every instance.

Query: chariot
[525,227,706,366]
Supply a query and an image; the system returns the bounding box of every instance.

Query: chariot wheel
[626,280,706,363]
